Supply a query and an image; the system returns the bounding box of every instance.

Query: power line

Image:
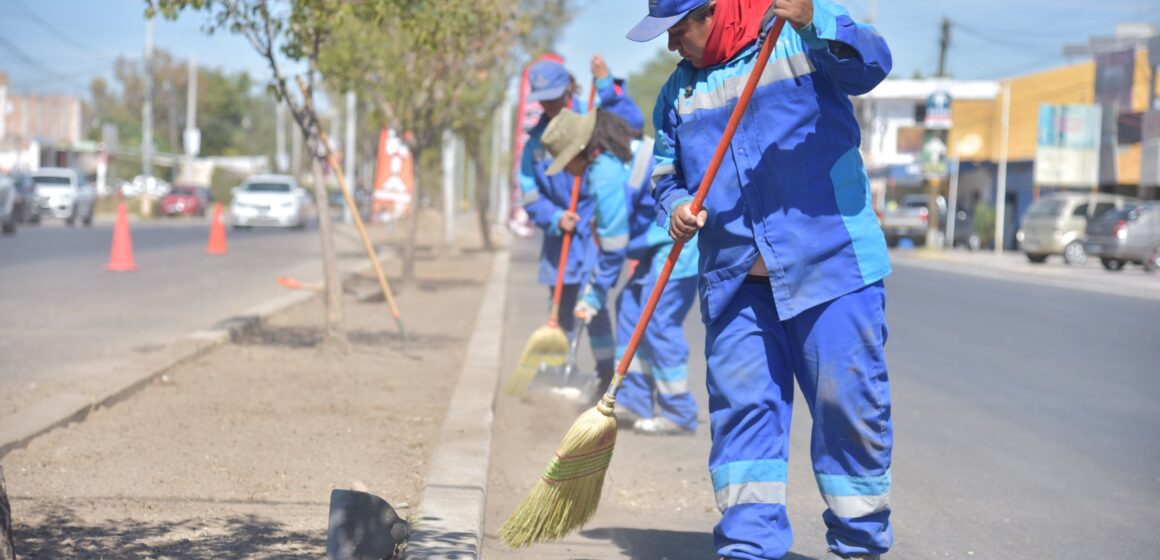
[8,0,101,55]
[0,36,92,89]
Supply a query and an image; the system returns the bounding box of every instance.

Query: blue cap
[626,0,707,42]
[527,60,572,102]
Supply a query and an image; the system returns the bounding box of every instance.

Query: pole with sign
[923,89,952,248]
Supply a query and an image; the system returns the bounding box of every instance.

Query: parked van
[1016,192,1136,265]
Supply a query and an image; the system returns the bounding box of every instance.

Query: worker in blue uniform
[628,0,895,558]
[519,59,615,386]
[587,55,703,436]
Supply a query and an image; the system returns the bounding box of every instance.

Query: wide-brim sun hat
[541,109,598,176]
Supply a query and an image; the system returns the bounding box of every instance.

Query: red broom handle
[614,19,785,378]
[548,83,599,327]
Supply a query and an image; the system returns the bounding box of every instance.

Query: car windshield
[32,176,71,186]
[169,187,196,196]
[245,182,291,193]
[1027,199,1065,217]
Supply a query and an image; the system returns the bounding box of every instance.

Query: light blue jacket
[652,0,892,323]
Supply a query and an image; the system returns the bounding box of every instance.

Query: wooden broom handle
[614,19,786,378]
[548,83,598,326]
[294,77,405,322]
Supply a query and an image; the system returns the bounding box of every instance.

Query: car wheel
[1062,241,1087,266]
[65,213,76,226]
[83,211,93,227]
[1145,245,1160,273]
[968,234,981,252]
[1100,258,1125,271]
[1026,253,1048,264]
[1,216,15,235]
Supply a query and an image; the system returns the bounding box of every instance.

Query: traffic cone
[105,202,137,272]
[206,203,228,255]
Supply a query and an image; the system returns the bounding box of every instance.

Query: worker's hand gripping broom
[500,18,788,547]
[506,84,599,396]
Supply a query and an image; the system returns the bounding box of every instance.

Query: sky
[1,0,1158,103]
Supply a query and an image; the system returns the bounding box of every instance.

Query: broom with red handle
[506,83,599,396]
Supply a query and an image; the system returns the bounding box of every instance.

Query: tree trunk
[311,157,345,341]
[0,465,14,560]
[402,148,422,284]
[471,152,493,250]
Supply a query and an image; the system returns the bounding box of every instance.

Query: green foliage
[87,50,276,160]
[973,202,996,248]
[626,49,682,138]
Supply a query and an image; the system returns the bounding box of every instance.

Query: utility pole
[995,81,1012,255]
[937,17,951,78]
[182,54,199,175]
[142,18,154,179]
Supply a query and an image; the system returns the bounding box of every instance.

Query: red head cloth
[700,0,772,67]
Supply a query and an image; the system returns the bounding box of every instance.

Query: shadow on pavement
[234,325,461,353]
[15,505,325,559]
[580,527,817,560]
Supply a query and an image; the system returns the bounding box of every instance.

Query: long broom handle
[548,83,598,327]
[612,19,786,382]
[295,76,408,337]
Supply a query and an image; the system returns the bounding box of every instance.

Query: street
[484,238,1160,559]
[0,218,341,417]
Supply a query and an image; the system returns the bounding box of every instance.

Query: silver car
[1017,193,1136,265]
[1084,203,1160,272]
[31,168,96,226]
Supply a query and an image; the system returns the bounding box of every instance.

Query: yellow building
[949,49,1158,187]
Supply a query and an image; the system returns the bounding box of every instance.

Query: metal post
[489,104,503,225]
[995,81,1012,255]
[442,129,455,243]
[946,154,960,250]
[497,93,514,226]
[142,18,154,178]
[344,91,356,224]
[276,103,287,172]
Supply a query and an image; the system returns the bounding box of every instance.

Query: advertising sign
[1035,104,1101,188]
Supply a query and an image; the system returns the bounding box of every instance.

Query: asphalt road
[486,238,1160,559]
[0,216,361,417]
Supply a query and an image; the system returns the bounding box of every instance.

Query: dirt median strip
[4,243,496,558]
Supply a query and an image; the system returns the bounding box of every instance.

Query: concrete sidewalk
[3,212,503,558]
[891,248,1160,302]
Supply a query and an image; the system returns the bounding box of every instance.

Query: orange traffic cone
[105,202,137,272]
[206,202,228,255]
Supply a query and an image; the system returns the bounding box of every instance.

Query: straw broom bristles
[505,323,568,396]
[499,394,618,547]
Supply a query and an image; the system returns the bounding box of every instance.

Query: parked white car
[31,168,95,226]
[230,175,311,229]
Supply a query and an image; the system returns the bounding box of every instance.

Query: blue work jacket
[652,0,893,323]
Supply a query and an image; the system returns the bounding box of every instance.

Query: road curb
[405,250,510,560]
